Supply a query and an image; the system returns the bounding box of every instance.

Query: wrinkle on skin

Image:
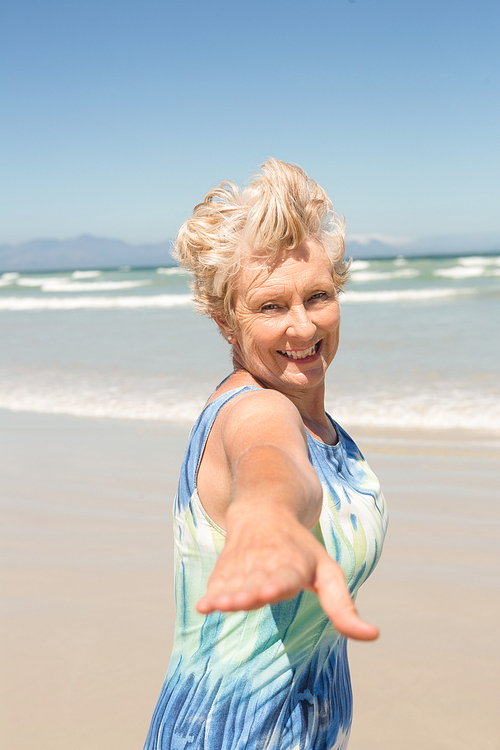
[220,239,341,425]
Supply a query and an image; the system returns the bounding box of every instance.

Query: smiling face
[221,239,341,400]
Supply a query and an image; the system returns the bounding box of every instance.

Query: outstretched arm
[196,390,378,641]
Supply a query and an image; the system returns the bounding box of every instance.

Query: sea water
[0,255,499,433]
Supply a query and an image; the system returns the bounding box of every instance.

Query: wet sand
[1,411,499,749]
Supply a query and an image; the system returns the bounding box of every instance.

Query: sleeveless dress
[144,386,388,750]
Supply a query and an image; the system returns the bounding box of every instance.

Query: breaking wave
[0,370,498,432]
[0,294,194,310]
[341,287,476,303]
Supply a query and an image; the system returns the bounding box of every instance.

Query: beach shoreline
[1,409,499,749]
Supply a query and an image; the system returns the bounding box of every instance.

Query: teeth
[279,343,317,360]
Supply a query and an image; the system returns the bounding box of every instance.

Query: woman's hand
[196,507,378,641]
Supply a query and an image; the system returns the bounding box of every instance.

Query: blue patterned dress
[144,386,388,750]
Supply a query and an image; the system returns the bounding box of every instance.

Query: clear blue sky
[1,0,499,246]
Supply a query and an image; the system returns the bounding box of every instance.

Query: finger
[197,561,307,613]
[313,559,379,641]
[198,582,265,613]
[258,562,310,603]
[197,579,245,614]
[197,564,268,613]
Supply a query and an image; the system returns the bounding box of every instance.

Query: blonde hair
[174,158,349,322]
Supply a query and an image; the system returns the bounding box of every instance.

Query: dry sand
[348,430,500,750]
[1,410,499,749]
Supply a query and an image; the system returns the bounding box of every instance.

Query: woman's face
[227,239,341,397]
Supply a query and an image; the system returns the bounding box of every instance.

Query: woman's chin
[266,365,328,393]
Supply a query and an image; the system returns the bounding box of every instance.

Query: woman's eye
[310,292,326,301]
[261,303,278,311]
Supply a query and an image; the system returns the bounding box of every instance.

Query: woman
[144,159,388,749]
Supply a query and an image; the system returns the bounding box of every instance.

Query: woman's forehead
[235,241,333,300]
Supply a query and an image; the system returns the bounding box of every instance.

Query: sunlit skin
[195,238,379,641]
[219,239,341,438]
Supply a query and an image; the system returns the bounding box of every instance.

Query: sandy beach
[1,410,499,750]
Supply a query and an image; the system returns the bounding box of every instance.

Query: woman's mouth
[277,341,322,361]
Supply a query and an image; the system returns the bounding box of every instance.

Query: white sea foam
[0,286,477,310]
[349,260,370,271]
[349,268,419,282]
[0,374,205,422]
[1,397,202,423]
[341,287,475,303]
[1,373,498,431]
[434,265,485,279]
[0,294,193,311]
[72,270,102,278]
[2,272,20,280]
[16,276,149,291]
[326,389,500,433]
[17,277,64,287]
[40,280,151,292]
[458,256,500,267]
[156,267,187,275]
[0,391,204,422]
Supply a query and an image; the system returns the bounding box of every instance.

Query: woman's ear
[213,315,237,344]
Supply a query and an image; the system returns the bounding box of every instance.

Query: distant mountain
[1,232,499,273]
[0,235,176,272]
[346,232,500,259]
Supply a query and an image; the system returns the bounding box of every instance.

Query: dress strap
[177,386,261,506]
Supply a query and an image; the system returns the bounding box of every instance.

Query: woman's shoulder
[203,372,259,408]
[213,387,308,460]
[205,372,293,413]
[206,373,301,424]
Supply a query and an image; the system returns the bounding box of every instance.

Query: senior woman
[143,159,388,750]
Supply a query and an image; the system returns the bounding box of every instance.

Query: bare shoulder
[221,387,302,424]
[219,387,309,456]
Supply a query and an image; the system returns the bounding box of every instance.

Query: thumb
[311,556,379,641]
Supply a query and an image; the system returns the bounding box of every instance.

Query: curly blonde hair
[174,158,349,323]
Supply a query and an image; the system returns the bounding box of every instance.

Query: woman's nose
[286,305,317,339]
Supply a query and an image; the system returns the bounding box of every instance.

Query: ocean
[1,254,499,433]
